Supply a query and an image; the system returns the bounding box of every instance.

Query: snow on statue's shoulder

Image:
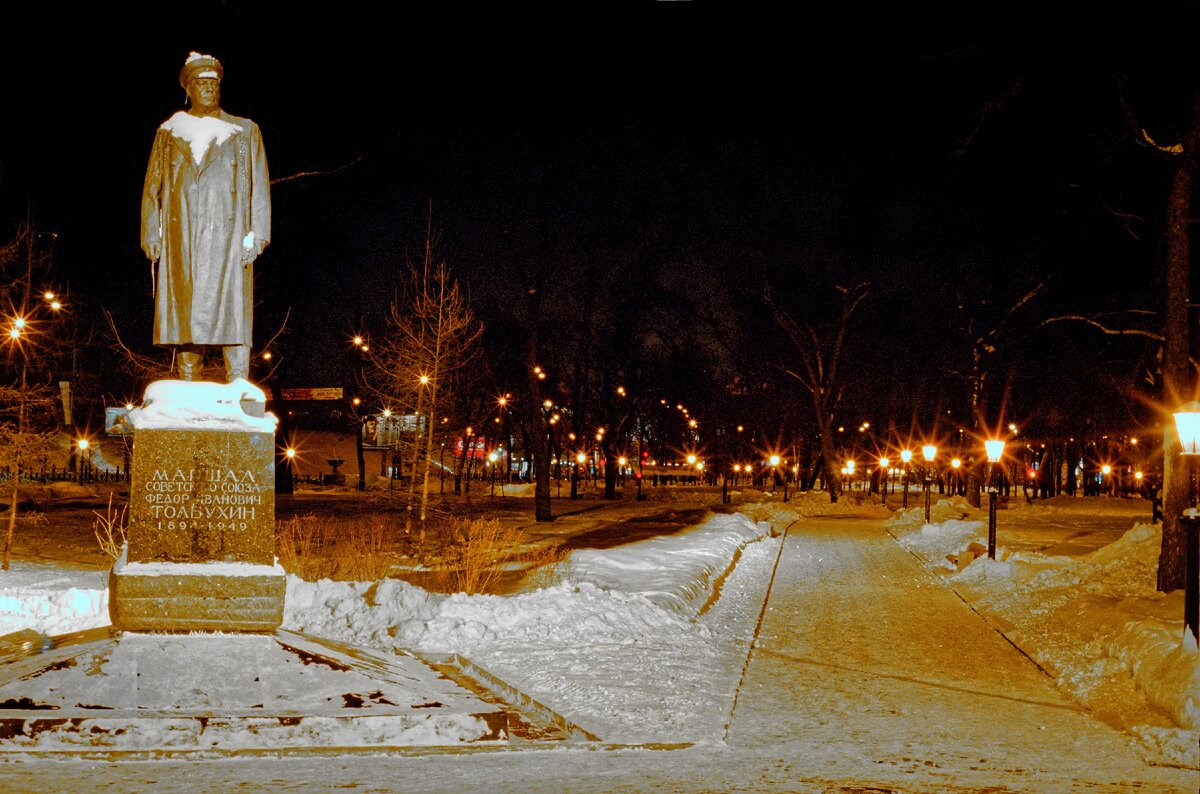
[129,379,277,433]
[162,111,240,165]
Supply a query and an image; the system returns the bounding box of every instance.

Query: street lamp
[1172,402,1200,645]
[878,456,889,499]
[950,457,962,496]
[900,449,913,508]
[76,438,89,485]
[768,454,781,497]
[984,438,1006,559]
[922,444,937,523]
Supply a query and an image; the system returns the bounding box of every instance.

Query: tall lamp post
[769,454,781,500]
[900,449,913,508]
[878,456,889,501]
[985,438,1006,559]
[1172,403,1200,645]
[922,444,937,523]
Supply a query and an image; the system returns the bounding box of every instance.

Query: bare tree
[0,223,68,570]
[370,220,482,552]
[767,281,869,503]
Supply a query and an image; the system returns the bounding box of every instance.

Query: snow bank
[887,504,1200,763]
[0,580,108,636]
[565,512,771,617]
[285,511,773,653]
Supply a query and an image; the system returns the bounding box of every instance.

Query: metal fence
[0,465,128,484]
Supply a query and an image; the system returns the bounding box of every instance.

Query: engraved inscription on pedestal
[127,429,275,565]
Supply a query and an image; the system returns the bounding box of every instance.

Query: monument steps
[0,628,521,752]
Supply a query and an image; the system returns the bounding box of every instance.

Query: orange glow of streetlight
[900,449,913,464]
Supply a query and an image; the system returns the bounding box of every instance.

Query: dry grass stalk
[432,516,524,595]
[516,543,567,591]
[276,513,399,582]
[92,493,127,560]
[333,515,395,581]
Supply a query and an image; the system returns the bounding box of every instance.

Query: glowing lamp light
[618,456,627,467]
[984,439,1005,463]
[1135,471,1144,481]
[951,458,962,469]
[922,444,937,462]
[769,454,781,467]
[285,447,296,459]
[1174,402,1200,455]
[419,375,430,385]
[1101,464,1112,476]
[576,451,587,464]
[488,452,498,463]
[76,438,89,451]
[900,449,913,464]
[686,454,697,465]
[845,460,856,474]
[879,456,889,468]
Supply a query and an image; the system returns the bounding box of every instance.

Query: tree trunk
[1159,86,1200,593]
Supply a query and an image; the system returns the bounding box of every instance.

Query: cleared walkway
[725,516,1195,790]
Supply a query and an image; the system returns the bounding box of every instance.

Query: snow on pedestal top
[129,379,277,433]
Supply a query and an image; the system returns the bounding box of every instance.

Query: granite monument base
[109,409,283,633]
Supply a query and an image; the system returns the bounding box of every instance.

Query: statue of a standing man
[141,52,271,383]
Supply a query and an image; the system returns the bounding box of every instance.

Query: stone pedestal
[109,381,283,632]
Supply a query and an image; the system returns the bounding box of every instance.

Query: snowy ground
[0,490,1196,791]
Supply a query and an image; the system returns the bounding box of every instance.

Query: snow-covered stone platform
[0,628,518,753]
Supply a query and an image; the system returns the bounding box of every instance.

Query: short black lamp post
[1172,403,1200,646]
[922,444,937,524]
[76,438,89,486]
[985,438,1006,559]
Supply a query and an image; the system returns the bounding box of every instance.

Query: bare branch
[271,157,364,186]
[1040,314,1164,340]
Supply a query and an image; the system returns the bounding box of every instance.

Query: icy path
[0,517,1193,792]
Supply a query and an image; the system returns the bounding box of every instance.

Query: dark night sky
[3,2,1198,432]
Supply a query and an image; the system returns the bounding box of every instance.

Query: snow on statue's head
[179,51,223,89]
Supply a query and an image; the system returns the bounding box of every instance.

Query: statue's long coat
[140,110,270,347]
